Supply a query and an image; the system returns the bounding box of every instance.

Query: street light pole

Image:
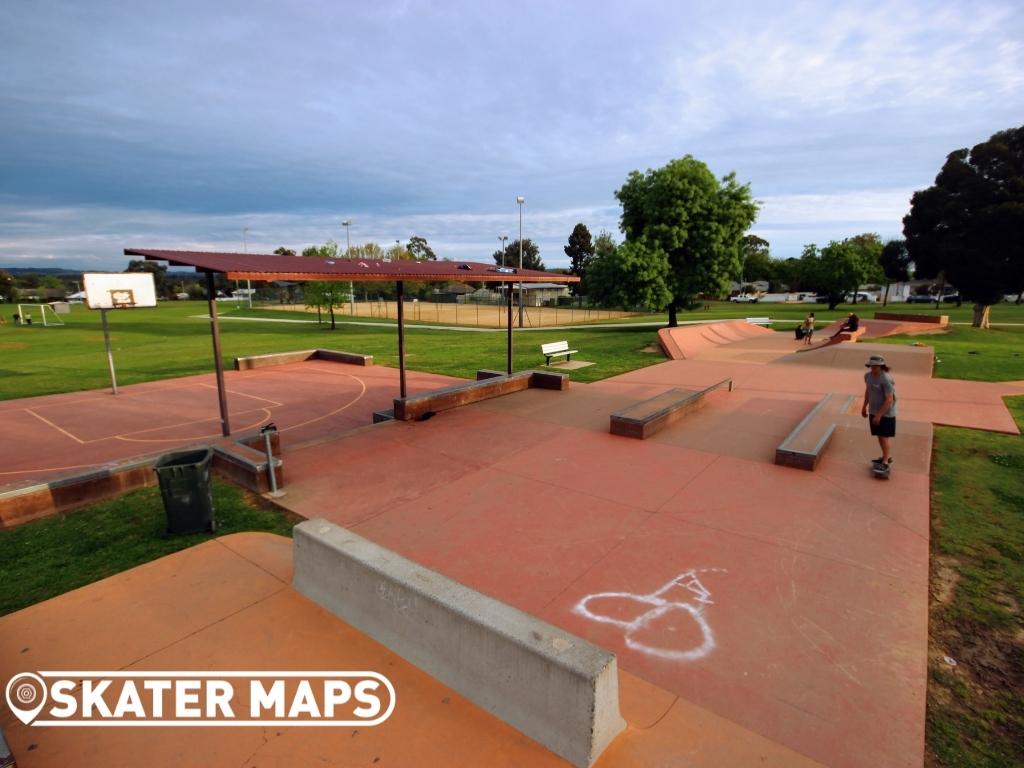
[342,219,352,314]
[516,196,524,327]
[499,235,508,267]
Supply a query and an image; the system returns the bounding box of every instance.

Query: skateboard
[871,459,891,479]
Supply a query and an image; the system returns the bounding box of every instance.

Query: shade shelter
[124,248,578,436]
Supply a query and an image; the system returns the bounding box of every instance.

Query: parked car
[941,294,960,303]
[729,294,759,303]
[845,292,877,303]
[906,294,936,304]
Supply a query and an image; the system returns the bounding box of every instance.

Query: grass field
[926,396,1024,767]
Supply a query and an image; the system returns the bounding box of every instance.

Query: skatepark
[2,316,1023,768]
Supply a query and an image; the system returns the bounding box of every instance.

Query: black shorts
[869,416,896,437]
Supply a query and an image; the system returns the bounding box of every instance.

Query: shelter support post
[206,270,231,436]
[507,282,513,374]
[397,280,407,398]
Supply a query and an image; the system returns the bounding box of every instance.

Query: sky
[1,0,1022,272]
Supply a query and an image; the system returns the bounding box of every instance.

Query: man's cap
[865,355,887,367]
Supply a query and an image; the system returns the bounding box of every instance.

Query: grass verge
[0,478,303,617]
[926,395,1024,767]
[874,324,1024,382]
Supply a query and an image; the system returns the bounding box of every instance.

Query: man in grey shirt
[862,354,896,469]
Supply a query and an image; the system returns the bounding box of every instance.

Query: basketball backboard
[83,272,157,309]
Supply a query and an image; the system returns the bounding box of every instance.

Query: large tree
[564,223,595,295]
[492,238,544,271]
[878,239,911,306]
[273,246,296,256]
[0,269,15,302]
[845,233,885,303]
[614,156,759,326]
[903,125,1024,327]
[798,241,868,310]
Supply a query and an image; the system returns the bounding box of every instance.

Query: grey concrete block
[293,520,625,767]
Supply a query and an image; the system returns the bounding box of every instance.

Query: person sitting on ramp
[831,312,859,339]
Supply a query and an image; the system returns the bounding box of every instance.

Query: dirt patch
[641,343,664,354]
[0,342,28,350]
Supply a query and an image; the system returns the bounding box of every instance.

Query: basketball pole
[101,308,119,395]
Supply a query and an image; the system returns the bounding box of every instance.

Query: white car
[729,294,759,303]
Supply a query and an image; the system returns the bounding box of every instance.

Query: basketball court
[0,361,460,486]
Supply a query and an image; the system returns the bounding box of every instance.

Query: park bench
[541,340,578,366]
[610,378,732,439]
[745,316,771,325]
[775,392,855,470]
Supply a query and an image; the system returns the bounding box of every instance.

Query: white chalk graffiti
[572,569,726,662]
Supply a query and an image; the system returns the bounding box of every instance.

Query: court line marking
[114,408,273,443]
[280,373,368,433]
[0,461,107,477]
[198,383,284,407]
[24,409,86,445]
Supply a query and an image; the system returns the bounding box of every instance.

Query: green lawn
[873,324,1024,382]
[0,479,302,616]
[0,301,670,398]
[926,396,1024,768]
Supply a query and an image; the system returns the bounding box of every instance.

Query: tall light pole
[516,196,524,327]
[242,227,252,308]
[498,235,508,267]
[341,219,352,313]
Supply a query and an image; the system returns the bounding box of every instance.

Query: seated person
[832,312,860,338]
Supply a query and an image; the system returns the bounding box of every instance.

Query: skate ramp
[658,320,776,360]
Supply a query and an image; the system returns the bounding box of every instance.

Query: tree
[273,247,296,256]
[845,233,885,303]
[739,235,776,287]
[614,155,759,326]
[585,239,672,311]
[301,241,346,329]
[878,239,911,306]
[564,223,595,295]
[492,238,544,271]
[797,241,866,310]
[0,270,14,302]
[903,125,1024,328]
[125,260,167,296]
[406,236,437,261]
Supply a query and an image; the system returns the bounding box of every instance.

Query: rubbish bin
[154,448,216,535]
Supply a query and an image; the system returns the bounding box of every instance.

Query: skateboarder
[862,354,896,475]
[802,312,815,345]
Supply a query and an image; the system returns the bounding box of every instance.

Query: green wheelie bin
[154,448,216,535]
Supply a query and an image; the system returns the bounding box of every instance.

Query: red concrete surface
[0,533,823,768]
[0,361,460,488]
[263,326,1023,768]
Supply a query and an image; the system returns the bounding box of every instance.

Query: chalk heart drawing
[572,569,726,662]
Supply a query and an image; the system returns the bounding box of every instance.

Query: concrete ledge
[394,371,567,421]
[775,393,855,470]
[0,458,158,528]
[372,409,395,423]
[212,431,282,494]
[874,312,949,327]
[234,348,373,370]
[475,368,506,380]
[611,378,732,439]
[293,520,625,767]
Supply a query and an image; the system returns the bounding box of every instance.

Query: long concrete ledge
[393,370,568,421]
[610,377,732,439]
[293,520,625,767]
[233,348,373,370]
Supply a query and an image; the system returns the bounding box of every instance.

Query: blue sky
[1,0,1022,271]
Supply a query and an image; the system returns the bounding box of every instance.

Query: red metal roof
[124,249,578,284]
